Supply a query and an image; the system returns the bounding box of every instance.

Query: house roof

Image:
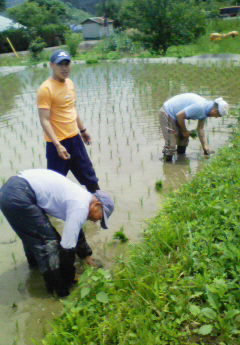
[0,15,24,32]
[81,17,114,25]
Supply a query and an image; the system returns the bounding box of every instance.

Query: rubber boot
[76,230,93,259]
[177,146,186,154]
[164,154,173,162]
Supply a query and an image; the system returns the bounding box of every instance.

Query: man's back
[19,169,91,220]
[164,93,208,120]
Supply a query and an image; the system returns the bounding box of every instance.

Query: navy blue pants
[46,134,99,193]
[0,176,92,273]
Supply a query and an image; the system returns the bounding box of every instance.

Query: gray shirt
[18,169,92,249]
[164,93,213,121]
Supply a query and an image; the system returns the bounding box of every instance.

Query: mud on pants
[0,176,92,297]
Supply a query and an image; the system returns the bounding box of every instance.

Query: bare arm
[197,119,209,154]
[38,108,70,160]
[176,111,190,138]
[76,112,91,145]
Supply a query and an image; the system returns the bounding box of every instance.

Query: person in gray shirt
[159,93,229,161]
[0,169,114,297]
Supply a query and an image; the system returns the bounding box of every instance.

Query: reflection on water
[0,62,238,345]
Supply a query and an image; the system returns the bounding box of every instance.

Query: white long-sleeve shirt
[18,169,92,249]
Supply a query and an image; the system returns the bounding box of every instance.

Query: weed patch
[41,126,240,345]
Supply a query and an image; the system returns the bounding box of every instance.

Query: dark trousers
[46,134,99,193]
[0,176,92,273]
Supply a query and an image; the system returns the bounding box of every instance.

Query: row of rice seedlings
[0,62,237,243]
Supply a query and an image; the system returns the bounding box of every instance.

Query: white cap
[214,97,229,117]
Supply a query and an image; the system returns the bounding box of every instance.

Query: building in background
[81,17,114,40]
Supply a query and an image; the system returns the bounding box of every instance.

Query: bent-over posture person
[0,169,114,297]
[37,50,99,193]
[159,93,229,161]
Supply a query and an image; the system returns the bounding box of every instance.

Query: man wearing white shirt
[0,169,114,297]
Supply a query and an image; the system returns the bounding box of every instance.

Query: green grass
[41,121,240,344]
[166,17,240,57]
[2,17,240,68]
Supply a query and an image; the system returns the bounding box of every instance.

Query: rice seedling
[0,60,238,345]
[189,129,198,139]
[155,180,163,192]
[113,226,129,243]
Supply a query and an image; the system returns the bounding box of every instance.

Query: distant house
[81,17,114,40]
[0,15,24,32]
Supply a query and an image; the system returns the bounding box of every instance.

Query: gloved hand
[43,269,69,297]
[59,246,76,288]
[76,230,92,259]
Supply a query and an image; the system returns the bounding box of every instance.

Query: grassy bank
[41,124,240,345]
[2,17,240,68]
[167,17,240,58]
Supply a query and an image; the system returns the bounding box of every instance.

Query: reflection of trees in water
[162,155,191,192]
[0,68,50,119]
[0,74,22,117]
[131,62,240,108]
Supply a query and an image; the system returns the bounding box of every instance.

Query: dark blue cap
[50,50,71,64]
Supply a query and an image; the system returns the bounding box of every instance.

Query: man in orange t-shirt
[37,50,99,193]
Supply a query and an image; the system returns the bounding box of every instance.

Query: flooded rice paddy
[0,61,239,345]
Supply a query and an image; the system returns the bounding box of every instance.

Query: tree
[8,0,69,27]
[96,0,123,27]
[7,0,71,47]
[0,0,5,11]
[120,0,207,54]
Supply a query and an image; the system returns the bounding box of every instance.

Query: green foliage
[40,24,68,47]
[113,227,129,243]
[155,180,163,191]
[29,37,46,60]
[167,16,240,57]
[62,0,101,13]
[0,0,5,11]
[86,58,99,64]
[120,0,207,54]
[0,28,30,53]
[42,123,240,344]
[96,32,142,55]
[8,0,66,27]
[65,32,82,57]
[96,0,123,27]
[7,0,71,47]
[189,129,198,139]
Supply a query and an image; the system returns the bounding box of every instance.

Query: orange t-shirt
[37,78,79,142]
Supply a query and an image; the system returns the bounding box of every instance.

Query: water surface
[0,61,238,345]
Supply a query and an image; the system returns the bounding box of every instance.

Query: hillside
[5,0,102,14]
[63,0,102,14]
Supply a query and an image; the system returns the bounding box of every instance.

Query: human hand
[81,131,92,145]
[181,130,191,138]
[203,148,215,155]
[84,256,98,267]
[56,144,71,160]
